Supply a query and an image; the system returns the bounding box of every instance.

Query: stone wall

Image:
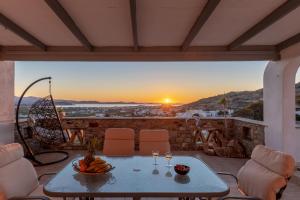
[233,118,266,157]
[61,117,234,151]
[16,117,266,157]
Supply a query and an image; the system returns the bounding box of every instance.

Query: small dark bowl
[174,164,190,175]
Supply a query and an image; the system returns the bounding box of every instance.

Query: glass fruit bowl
[174,164,190,175]
[72,157,114,175]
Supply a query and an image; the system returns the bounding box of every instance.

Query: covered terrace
[1,0,300,199]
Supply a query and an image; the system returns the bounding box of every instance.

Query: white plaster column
[264,61,285,150]
[264,43,300,162]
[0,61,15,144]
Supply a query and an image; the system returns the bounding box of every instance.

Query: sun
[162,98,172,104]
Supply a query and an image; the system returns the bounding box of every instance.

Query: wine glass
[152,150,159,165]
[165,151,173,167]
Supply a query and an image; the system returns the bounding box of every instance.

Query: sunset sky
[15,61,271,104]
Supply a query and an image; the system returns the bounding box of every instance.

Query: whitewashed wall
[264,43,300,163]
[0,61,14,144]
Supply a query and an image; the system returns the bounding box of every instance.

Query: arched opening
[295,67,300,124]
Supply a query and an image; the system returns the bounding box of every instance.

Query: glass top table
[44,156,229,198]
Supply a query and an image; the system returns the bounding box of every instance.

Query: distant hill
[181,89,263,111]
[14,96,144,106]
[14,96,41,105]
[232,100,263,121]
[182,82,300,112]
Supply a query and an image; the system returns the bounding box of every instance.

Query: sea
[57,103,160,108]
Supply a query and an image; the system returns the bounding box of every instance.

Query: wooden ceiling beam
[44,0,93,51]
[276,32,300,51]
[229,0,300,49]
[0,13,46,50]
[181,0,221,51]
[0,45,279,61]
[130,0,139,51]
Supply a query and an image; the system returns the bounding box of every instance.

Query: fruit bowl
[72,157,114,175]
[174,164,190,175]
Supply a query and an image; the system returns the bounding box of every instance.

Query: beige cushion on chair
[237,145,295,200]
[139,129,170,155]
[251,145,295,178]
[237,159,286,200]
[0,143,39,199]
[103,128,135,156]
[0,143,24,167]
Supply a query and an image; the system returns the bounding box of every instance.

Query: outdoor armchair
[217,145,295,200]
[0,143,57,200]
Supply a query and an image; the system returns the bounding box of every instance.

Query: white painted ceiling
[0,0,298,47]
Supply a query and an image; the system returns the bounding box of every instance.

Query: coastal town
[57,104,233,118]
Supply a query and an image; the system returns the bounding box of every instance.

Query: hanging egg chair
[16,77,69,166]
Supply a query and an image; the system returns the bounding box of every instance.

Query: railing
[16,117,266,158]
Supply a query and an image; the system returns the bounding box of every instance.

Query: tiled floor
[35,150,300,200]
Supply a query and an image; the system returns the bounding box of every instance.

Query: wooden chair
[217,145,295,200]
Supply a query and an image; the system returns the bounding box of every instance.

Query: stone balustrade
[16,117,266,158]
